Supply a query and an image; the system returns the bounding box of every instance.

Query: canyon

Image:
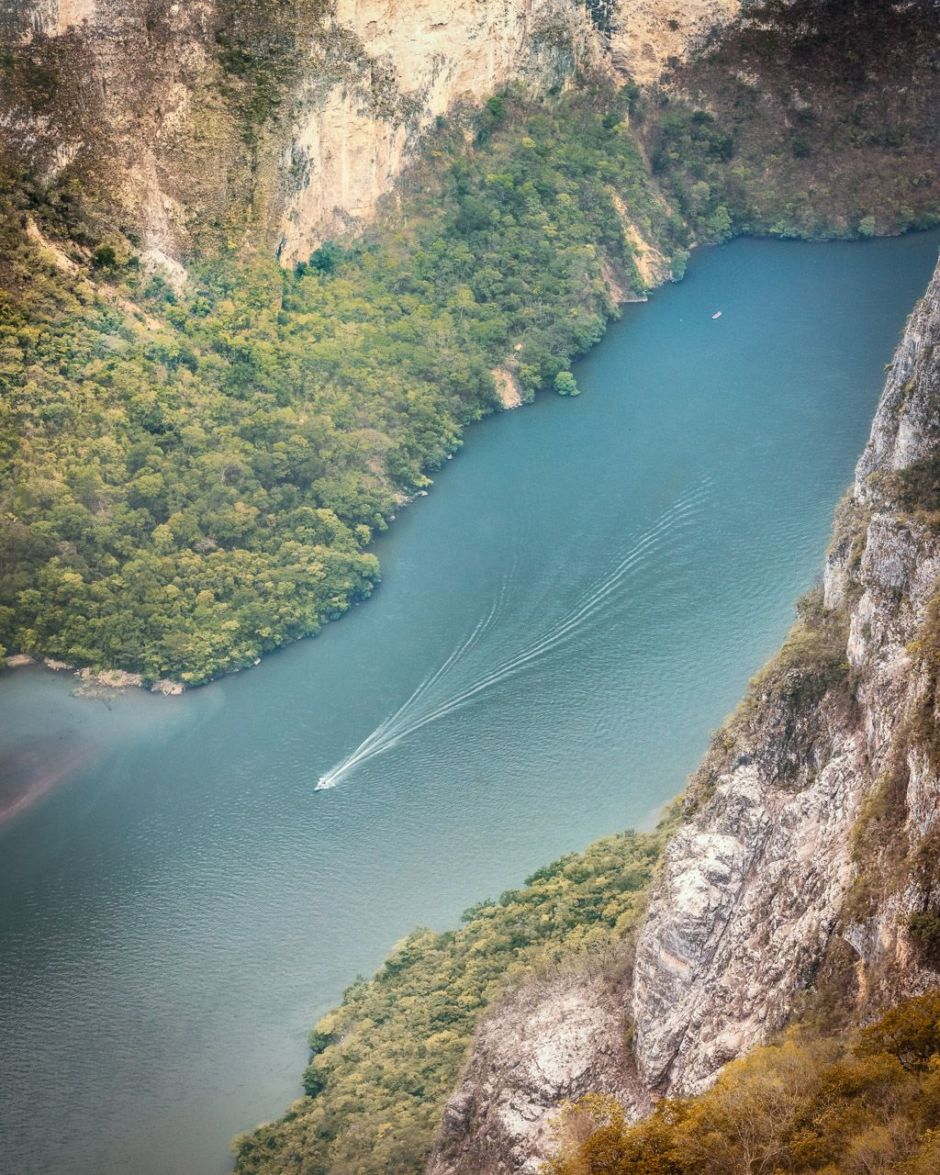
[2,1,940,1172]
[428,256,940,1172]
[5,0,741,271]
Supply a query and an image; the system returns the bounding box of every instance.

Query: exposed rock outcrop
[3,0,744,266]
[429,964,648,1175]
[610,0,739,85]
[429,257,940,1171]
[276,0,603,262]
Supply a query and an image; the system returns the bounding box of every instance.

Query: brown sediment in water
[0,742,96,826]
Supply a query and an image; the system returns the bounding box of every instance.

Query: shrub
[907,912,940,969]
[548,993,940,1174]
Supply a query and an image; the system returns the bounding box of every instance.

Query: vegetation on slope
[641,0,940,243]
[0,89,675,682]
[232,824,670,1175]
[546,991,940,1175]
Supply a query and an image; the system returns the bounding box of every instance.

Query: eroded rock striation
[429,256,940,1171]
[3,0,744,267]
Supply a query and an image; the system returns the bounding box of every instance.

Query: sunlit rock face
[610,0,740,84]
[276,0,603,263]
[4,0,744,267]
[428,965,647,1175]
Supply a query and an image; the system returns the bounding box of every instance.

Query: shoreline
[2,654,185,696]
[4,228,927,701]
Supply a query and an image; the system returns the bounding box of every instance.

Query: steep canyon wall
[2,0,743,269]
[429,256,940,1172]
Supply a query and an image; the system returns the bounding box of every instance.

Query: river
[1,232,939,1175]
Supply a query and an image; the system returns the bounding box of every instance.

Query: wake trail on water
[315,479,710,790]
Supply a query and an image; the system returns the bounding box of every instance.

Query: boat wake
[315,479,711,791]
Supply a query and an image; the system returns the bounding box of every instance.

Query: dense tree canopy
[0,88,673,683]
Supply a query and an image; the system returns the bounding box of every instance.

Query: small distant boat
[314,776,331,791]
[711,310,723,319]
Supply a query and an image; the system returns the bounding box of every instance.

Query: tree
[858,990,940,1071]
[554,371,580,397]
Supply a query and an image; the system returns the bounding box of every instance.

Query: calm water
[2,233,939,1175]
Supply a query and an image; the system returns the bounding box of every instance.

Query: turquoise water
[1,233,938,1175]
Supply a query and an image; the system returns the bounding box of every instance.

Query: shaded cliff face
[1,0,743,268]
[632,257,940,1097]
[427,256,940,1171]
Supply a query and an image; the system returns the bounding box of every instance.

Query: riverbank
[2,213,926,703]
[4,654,185,695]
[230,233,940,1173]
[3,233,935,1175]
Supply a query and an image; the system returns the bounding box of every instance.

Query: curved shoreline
[3,227,931,701]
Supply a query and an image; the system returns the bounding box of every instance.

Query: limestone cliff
[1,0,743,270]
[632,256,940,1097]
[610,0,738,85]
[275,0,603,262]
[428,256,940,1172]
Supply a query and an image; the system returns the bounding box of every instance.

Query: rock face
[275,0,744,261]
[276,0,602,262]
[3,0,744,265]
[632,258,940,1096]
[429,259,940,1170]
[610,0,739,84]
[429,964,648,1175]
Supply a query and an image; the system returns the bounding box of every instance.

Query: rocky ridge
[428,254,940,1172]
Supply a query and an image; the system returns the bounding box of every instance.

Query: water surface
[2,232,939,1175]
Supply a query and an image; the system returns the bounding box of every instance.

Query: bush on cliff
[547,991,940,1175]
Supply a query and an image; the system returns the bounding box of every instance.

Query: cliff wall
[2,0,743,269]
[428,254,940,1172]
[275,0,602,262]
[632,255,940,1096]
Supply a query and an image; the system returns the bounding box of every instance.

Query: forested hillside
[0,91,674,683]
[2,0,938,685]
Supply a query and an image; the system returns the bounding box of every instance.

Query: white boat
[712,310,723,319]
